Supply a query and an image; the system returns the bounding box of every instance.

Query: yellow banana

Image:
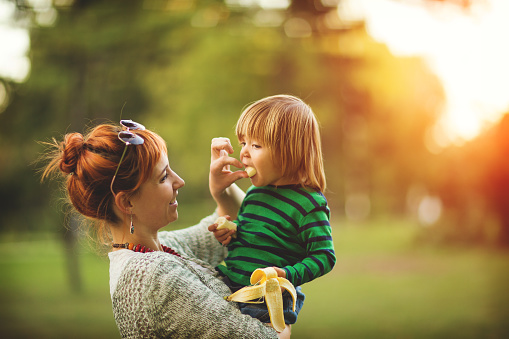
[215,217,237,231]
[245,166,257,177]
[226,267,297,332]
[215,217,238,239]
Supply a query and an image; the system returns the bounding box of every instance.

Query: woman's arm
[159,212,228,267]
[209,137,247,219]
[145,259,279,338]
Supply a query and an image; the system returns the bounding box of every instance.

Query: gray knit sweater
[109,212,278,338]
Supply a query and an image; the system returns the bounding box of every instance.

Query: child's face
[239,136,290,187]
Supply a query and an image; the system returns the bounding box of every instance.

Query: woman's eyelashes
[160,169,169,183]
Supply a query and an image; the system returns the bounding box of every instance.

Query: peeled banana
[245,166,257,177]
[226,267,296,332]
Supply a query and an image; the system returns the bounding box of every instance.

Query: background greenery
[1,0,508,337]
[2,219,509,338]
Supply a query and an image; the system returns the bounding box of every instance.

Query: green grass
[2,219,509,338]
[293,220,509,338]
[0,236,118,339]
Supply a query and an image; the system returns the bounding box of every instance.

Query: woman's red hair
[41,123,167,241]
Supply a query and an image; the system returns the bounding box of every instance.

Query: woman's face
[130,153,185,230]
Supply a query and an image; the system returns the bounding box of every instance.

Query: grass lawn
[0,235,118,338]
[1,219,509,338]
[293,221,509,338]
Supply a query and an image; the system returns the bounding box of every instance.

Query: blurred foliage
[1,0,508,247]
[420,113,509,248]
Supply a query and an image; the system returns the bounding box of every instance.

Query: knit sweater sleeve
[112,254,278,339]
[158,212,227,267]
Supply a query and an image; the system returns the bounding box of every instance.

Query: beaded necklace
[112,242,181,257]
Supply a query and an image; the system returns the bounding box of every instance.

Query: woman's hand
[277,325,291,339]
[209,137,247,195]
[209,138,247,218]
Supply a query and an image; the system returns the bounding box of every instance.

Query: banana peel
[226,267,297,332]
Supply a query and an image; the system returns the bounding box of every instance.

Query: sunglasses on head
[110,120,145,195]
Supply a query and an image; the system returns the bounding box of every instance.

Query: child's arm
[283,206,336,286]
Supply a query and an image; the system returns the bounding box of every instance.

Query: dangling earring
[129,211,134,234]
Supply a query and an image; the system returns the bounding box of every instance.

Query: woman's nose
[173,172,185,189]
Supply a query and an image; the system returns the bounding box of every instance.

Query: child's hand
[271,267,289,294]
[208,215,237,246]
[272,267,287,279]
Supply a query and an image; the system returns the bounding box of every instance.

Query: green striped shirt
[217,185,336,287]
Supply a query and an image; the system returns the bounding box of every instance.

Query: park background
[1,0,509,337]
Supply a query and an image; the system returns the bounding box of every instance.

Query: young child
[210,94,336,328]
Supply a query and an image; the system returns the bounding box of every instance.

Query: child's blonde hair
[236,94,326,192]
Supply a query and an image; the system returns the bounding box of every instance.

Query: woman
[41,120,290,338]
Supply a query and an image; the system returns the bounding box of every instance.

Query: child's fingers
[214,228,232,241]
[222,230,236,245]
[272,267,287,278]
[215,228,230,237]
[222,236,232,246]
[218,229,236,245]
[208,224,233,245]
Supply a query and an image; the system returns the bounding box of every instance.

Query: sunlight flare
[346,0,509,146]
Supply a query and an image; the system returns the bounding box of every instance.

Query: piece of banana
[215,216,237,231]
[226,267,297,333]
[245,166,257,177]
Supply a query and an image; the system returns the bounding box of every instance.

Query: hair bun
[60,133,85,174]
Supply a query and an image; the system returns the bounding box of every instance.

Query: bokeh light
[344,0,509,146]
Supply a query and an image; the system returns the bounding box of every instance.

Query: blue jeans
[223,276,305,325]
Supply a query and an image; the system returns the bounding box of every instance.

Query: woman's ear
[114,192,133,215]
